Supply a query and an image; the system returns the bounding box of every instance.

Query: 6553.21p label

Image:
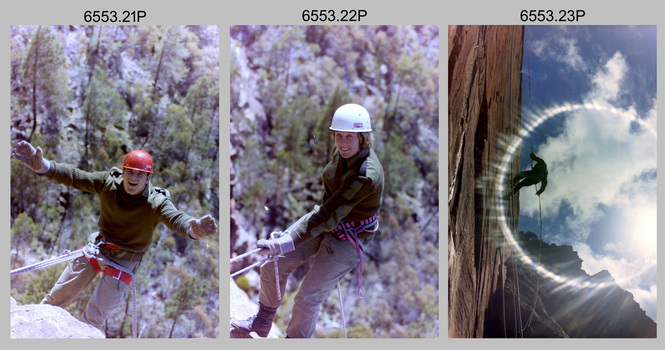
[84,10,147,23]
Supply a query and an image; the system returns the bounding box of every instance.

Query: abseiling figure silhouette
[510,152,548,197]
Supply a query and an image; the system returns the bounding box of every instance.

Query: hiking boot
[231,303,277,337]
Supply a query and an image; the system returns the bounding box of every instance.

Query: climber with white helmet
[231,103,385,338]
[12,140,217,332]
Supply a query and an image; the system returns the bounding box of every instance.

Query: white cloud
[530,40,546,58]
[589,52,627,101]
[555,38,586,71]
[528,36,587,71]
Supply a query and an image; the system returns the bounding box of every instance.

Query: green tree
[151,25,191,98]
[80,66,128,170]
[10,212,41,265]
[19,25,68,145]
[165,276,204,338]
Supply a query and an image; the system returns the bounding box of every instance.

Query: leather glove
[257,231,294,256]
[13,141,49,173]
[189,214,217,239]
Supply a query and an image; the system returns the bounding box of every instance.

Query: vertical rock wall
[447,25,524,338]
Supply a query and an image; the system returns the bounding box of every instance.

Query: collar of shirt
[339,148,369,170]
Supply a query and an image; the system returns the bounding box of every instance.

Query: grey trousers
[41,252,140,331]
[259,233,360,338]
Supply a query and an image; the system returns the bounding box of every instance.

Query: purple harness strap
[331,213,379,298]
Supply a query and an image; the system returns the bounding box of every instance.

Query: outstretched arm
[12,141,49,174]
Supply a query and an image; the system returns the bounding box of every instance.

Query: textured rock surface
[10,297,105,338]
[230,278,282,338]
[448,25,524,338]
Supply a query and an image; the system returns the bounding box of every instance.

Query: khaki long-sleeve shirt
[290,148,384,245]
[39,161,194,253]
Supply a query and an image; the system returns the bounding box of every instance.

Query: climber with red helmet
[11,140,217,332]
[231,103,384,338]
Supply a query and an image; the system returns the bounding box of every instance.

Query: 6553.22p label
[302,10,367,22]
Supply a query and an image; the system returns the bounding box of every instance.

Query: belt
[97,237,144,262]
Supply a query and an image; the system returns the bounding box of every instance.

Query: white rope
[11,249,85,275]
[337,282,347,338]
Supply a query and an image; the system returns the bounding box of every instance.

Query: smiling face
[122,168,151,196]
[334,131,361,159]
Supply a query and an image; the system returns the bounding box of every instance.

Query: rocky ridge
[10,297,105,338]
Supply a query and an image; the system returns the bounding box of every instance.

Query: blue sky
[516,26,657,321]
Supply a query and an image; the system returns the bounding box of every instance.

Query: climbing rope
[522,192,544,333]
[509,26,524,339]
[337,282,347,338]
[11,241,139,338]
[11,246,90,276]
[520,45,545,335]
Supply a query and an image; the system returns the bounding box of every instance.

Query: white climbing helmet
[329,104,372,132]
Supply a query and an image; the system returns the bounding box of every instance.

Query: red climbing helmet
[122,150,153,173]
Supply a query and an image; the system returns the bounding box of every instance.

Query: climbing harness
[331,213,379,298]
[11,239,139,338]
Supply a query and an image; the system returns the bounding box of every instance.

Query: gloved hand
[189,214,217,239]
[13,141,49,173]
[257,231,295,256]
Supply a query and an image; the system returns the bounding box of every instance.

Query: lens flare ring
[495,102,653,290]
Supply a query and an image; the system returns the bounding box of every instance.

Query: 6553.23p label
[520,10,585,22]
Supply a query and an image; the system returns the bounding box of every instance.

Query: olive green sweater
[290,148,384,245]
[39,161,194,253]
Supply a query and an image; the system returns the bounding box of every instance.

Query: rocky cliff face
[448,25,524,338]
[10,297,105,338]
